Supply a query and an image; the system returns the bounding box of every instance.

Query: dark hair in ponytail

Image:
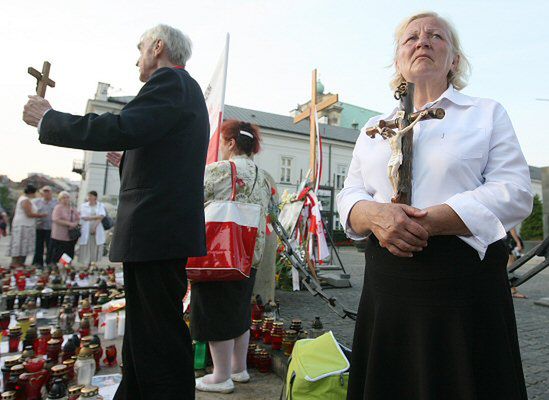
[221,119,261,156]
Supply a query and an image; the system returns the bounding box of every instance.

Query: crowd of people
[13,11,536,400]
[3,187,109,268]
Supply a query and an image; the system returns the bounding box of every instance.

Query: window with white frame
[335,164,348,189]
[280,156,293,183]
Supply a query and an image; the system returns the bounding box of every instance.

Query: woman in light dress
[7,184,47,266]
[78,191,107,266]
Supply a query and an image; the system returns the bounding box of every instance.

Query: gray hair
[141,24,192,66]
[57,191,70,201]
[391,12,471,91]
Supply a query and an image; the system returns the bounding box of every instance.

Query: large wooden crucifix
[364,82,445,205]
[293,69,338,186]
[28,61,55,98]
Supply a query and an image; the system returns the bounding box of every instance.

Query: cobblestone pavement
[277,245,549,399]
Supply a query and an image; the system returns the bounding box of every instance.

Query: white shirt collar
[423,84,475,109]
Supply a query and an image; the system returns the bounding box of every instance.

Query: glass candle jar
[47,377,68,399]
[89,344,102,372]
[257,350,272,373]
[2,355,22,388]
[0,311,10,334]
[47,339,63,364]
[262,317,274,345]
[103,345,117,368]
[8,326,22,353]
[78,385,102,399]
[23,324,39,352]
[247,343,257,368]
[59,306,76,334]
[48,364,69,392]
[6,292,16,311]
[74,347,96,387]
[20,367,49,400]
[250,319,263,341]
[5,363,25,392]
[270,321,284,351]
[62,339,78,361]
[1,391,17,400]
[37,326,52,355]
[290,319,302,333]
[63,358,76,383]
[78,318,91,338]
[68,385,84,400]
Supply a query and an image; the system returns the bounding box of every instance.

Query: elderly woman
[193,120,274,394]
[337,12,532,400]
[7,184,47,266]
[78,190,107,266]
[50,191,80,263]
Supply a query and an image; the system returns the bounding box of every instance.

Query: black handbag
[68,209,81,241]
[101,208,114,230]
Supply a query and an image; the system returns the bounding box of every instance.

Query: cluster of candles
[1,326,116,399]
[0,263,123,399]
[247,297,327,373]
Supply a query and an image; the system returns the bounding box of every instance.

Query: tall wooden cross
[293,69,338,185]
[28,61,55,98]
[364,82,445,205]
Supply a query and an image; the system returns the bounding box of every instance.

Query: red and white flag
[204,33,230,164]
[59,253,72,267]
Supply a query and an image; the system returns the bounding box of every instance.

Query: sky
[1,0,548,182]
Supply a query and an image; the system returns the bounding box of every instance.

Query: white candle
[117,311,125,337]
[104,314,117,340]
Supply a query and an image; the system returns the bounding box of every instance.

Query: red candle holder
[103,345,118,367]
[257,351,272,373]
[20,368,49,400]
[250,320,263,341]
[9,327,22,353]
[246,343,257,368]
[36,327,52,355]
[23,357,45,373]
[47,339,62,364]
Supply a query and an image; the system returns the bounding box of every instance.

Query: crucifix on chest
[364,82,445,205]
[293,69,338,187]
[28,61,56,98]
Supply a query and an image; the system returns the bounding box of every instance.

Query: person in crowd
[0,200,8,238]
[507,227,526,298]
[32,185,57,267]
[50,191,79,263]
[23,24,209,400]
[193,120,274,394]
[7,184,46,266]
[78,190,107,266]
[337,12,533,400]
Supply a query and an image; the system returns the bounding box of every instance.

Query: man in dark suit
[23,24,209,400]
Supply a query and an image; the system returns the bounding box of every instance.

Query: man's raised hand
[23,95,52,127]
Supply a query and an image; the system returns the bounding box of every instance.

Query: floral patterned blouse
[204,154,274,268]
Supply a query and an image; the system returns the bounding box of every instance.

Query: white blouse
[336,85,533,259]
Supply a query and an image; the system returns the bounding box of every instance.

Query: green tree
[520,194,543,240]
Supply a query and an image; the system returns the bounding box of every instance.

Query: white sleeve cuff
[337,191,374,241]
[444,193,507,260]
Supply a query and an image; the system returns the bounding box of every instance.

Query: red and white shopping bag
[187,161,261,281]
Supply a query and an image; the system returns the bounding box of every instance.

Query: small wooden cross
[294,69,338,185]
[364,83,445,205]
[28,61,56,98]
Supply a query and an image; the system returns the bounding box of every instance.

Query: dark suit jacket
[40,67,209,262]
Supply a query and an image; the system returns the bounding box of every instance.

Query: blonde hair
[57,191,70,201]
[390,12,471,91]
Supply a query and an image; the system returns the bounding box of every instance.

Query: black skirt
[348,236,527,400]
[190,269,257,342]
